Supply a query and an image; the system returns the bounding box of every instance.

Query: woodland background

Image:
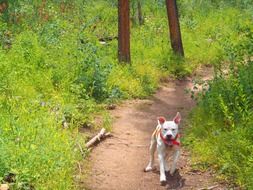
[0,0,252,189]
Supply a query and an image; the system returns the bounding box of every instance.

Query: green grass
[0,0,252,189]
[185,7,253,188]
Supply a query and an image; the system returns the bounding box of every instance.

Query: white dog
[145,112,181,186]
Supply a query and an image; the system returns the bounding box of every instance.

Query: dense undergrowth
[0,0,252,189]
[185,2,253,188]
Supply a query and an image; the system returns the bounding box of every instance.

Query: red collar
[160,132,180,146]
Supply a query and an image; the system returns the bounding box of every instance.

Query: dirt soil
[84,67,227,190]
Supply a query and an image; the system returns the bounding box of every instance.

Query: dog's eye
[172,129,175,131]
[164,128,168,131]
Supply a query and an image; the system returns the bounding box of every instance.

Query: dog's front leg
[170,149,180,175]
[164,153,169,173]
[158,148,166,185]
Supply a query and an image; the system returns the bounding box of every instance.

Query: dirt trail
[85,67,226,190]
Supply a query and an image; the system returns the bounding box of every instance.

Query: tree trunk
[0,1,8,13]
[137,1,144,25]
[165,0,184,57]
[118,0,131,63]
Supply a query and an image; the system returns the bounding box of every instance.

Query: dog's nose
[166,134,172,139]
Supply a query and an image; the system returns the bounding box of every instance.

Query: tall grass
[185,2,253,188]
[0,1,167,189]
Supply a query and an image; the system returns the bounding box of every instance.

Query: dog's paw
[144,166,153,172]
[169,168,178,176]
[160,180,167,186]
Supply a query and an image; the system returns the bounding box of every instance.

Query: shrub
[186,23,253,188]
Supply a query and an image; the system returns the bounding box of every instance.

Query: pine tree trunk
[165,0,184,57]
[137,1,144,25]
[118,0,131,63]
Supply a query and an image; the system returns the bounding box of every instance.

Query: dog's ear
[158,117,166,125]
[173,112,181,124]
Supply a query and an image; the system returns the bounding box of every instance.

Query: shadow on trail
[152,169,185,189]
[166,170,185,189]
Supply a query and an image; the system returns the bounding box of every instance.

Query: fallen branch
[85,128,112,148]
[197,185,219,190]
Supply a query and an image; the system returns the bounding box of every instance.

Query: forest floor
[83,66,228,190]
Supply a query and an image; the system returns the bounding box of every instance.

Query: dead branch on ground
[85,128,112,148]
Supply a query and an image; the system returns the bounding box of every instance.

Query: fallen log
[85,128,112,148]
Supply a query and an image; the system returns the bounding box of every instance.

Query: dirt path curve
[85,67,225,190]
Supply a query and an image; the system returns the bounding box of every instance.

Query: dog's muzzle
[166,134,172,140]
[160,132,180,146]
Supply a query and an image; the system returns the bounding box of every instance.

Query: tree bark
[118,0,131,63]
[165,0,184,57]
[0,1,8,13]
[137,1,144,25]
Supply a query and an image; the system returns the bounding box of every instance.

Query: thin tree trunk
[118,0,131,63]
[165,0,184,57]
[0,1,8,13]
[137,1,144,25]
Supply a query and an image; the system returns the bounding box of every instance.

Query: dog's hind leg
[170,150,180,175]
[144,137,157,172]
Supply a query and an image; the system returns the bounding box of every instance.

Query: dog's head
[158,112,181,141]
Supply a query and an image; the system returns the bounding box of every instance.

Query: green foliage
[0,1,165,189]
[1,0,253,189]
[186,22,253,188]
[0,109,77,190]
[0,29,87,189]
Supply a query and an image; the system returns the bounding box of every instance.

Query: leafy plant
[186,23,253,189]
